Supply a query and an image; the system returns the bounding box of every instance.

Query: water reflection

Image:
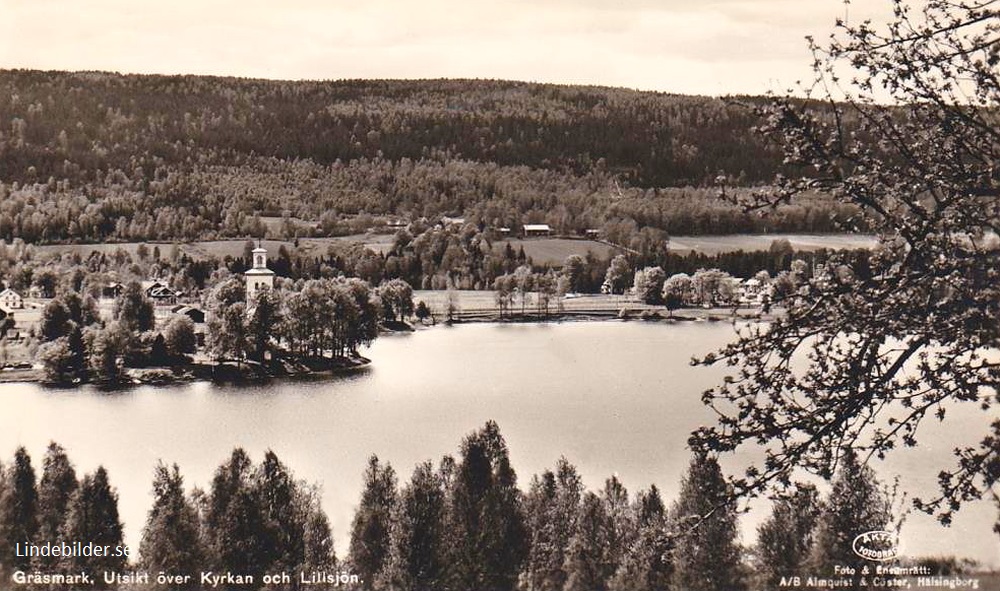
[0,321,995,566]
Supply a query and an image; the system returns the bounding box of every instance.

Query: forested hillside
[0,70,860,244]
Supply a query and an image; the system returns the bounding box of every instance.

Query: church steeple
[252,240,268,269]
[245,240,275,302]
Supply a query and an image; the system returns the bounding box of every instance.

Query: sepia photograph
[0,0,998,589]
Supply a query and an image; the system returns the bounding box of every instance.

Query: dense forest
[0,423,964,591]
[0,70,864,245]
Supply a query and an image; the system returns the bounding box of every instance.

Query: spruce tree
[303,502,336,573]
[60,467,126,588]
[609,486,673,591]
[445,421,527,591]
[524,458,582,591]
[671,452,744,591]
[601,476,635,581]
[36,443,78,568]
[525,470,558,591]
[348,455,398,589]
[809,449,893,579]
[0,447,38,574]
[756,483,822,590]
[255,450,305,573]
[204,449,269,580]
[563,492,612,591]
[139,463,204,589]
[381,461,446,591]
[636,485,665,527]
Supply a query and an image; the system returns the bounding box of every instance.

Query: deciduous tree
[755,483,822,590]
[693,0,1000,530]
[115,281,155,333]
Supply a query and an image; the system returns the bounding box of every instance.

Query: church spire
[246,241,275,303]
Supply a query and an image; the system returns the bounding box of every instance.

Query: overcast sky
[0,0,893,96]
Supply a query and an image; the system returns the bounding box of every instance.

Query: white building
[0,288,22,312]
[245,245,275,302]
[523,223,552,237]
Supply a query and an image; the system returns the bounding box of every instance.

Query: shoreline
[0,355,373,388]
[438,305,774,324]
[0,306,770,387]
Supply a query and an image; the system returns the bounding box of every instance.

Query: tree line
[0,423,945,591]
[19,236,873,384]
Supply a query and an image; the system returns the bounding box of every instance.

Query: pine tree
[36,443,78,568]
[348,455,398,589]
[381,461,446,591]
[564,492,612,591]
[0,447,38,574]
[60,467,125,588]
[445,421,527,591]
[809,449,893,580]
[139,463,204,589]
[756,483,822,590]
[671,452,744,591]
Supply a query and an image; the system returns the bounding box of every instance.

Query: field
[491,238,620,265]
[667,233,878,254]
[492,234,876,265]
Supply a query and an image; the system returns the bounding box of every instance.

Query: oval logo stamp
[852,530,900,562]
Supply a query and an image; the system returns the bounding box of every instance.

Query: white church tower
[245,242,275,302]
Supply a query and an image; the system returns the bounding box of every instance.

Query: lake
[0,321,996,567]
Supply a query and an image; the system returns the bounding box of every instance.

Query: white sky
[0,0,893,96]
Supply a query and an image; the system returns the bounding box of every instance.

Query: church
[245,243,275,300]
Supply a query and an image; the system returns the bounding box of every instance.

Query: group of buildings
[0,246,278,346]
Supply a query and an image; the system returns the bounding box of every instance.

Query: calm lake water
[1,321,996,567]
